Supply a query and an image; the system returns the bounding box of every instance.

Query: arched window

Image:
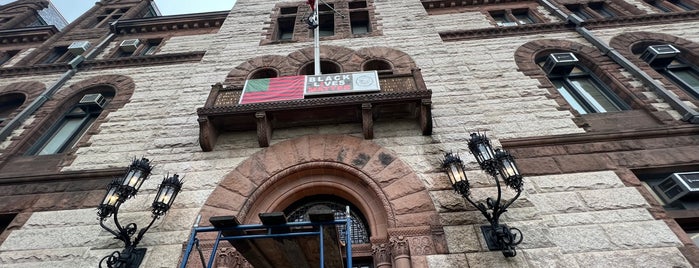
[249,68,279,79]
[284,195,370,244]
[539,52,629,114]
[639,44,699,99]
[362,59,393,75]
[299,60,342,75]
[27,89,114,155]
[0,93,25,125]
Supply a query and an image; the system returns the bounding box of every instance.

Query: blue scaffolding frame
[180,216,353,268]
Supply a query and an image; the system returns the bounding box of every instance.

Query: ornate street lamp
[98,158,184,268]
[442,132,524,257]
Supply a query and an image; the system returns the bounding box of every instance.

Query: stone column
[390,236,411,268]
[372,242,392,268]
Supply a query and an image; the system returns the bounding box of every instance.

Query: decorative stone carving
[390,236,411,268]
[372,242,392,268]
[408,236,436,256]
[216,247,252,268]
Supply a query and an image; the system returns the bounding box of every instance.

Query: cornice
[0,25,59,44]
[113,11,228,35]
[0,167,123,184]
[439,11,699,42]
[81,51,206,70]
[422,0,530,10]
[0,62,69,76]
[197,90,432,115]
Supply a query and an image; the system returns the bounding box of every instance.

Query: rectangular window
[318,13,335,37]
[0,50,19,66]
[42,46,70,64]
[667,67,699,98]
[489,9,538,26]
[139,39,161,56]
[277,17,295,40]
[588,2,616,17]
[550,71,626,114]
[93,7,129,28]
[350,11,370,34]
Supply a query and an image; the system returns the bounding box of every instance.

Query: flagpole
[313,0,321,75]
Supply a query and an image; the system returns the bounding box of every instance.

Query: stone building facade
[0,0,698,267]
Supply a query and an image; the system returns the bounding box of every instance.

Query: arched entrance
[198,134,444,267]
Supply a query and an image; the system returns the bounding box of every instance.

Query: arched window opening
[0,93,25,125]
[284,195,370,244]
[363,59,393,75]
[249,68,279,79]
[299,61,342,75]
[538,52,629,114]
[27,89,115,155]
[638,44,699,99]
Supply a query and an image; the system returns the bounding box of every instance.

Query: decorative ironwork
[98,157,183,268]
[285,198,370,244]
[441,132,524,257]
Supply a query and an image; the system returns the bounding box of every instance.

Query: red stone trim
[199,134,440,241]
[0,75,135,174]
[81,51,206,70]
[0,25,59,44]
[440,12,699,42]
[113,11,228,35]
[609,31,699,109]
[514,39,674,129]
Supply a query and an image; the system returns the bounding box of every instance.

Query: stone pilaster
[372,242,392,268]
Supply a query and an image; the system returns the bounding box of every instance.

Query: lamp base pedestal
[122,247,147,268]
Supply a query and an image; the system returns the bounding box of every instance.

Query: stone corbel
[362,103,374,139]
[420,99,432,135]
[255,111,271,147]
[198,116,218,152]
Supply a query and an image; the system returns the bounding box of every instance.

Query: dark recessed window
[350,11,370,34]
[42,46,70,64]
[566,2,618,19]
[541,53,629,114]
[300,60,342,75]
[0,93,25,125]
[363,59,393,75]
[27,91,113,155]
[284,195,370,245]
[488,9,538,26]
[139,39,161,56]
[641,44,699,99]
[249,68,279,79]
[0,50,19,66]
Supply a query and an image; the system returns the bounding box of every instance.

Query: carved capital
[372,243,392,268]
[390,236,410,257]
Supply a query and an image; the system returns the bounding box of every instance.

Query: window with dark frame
[0,50,19,66]
[645,0,697,12]
[642,44,699,99]
[92,7,130,28]
[269,0,375,43]
[488,8,538,26]
[0,93,25,125]
[42,46,70,64]
[27,92,113,156]
[114,39,163,58]
[284,195,371,245]
[565,2,618,19]
[635,168,699,247]
[540,56,629,114]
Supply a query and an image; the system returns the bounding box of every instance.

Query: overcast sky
[0,0,236,23]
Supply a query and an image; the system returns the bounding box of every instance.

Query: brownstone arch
[199,134,443,263]
[223,46,419,88]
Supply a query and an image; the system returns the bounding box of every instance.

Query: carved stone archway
[198,134,444,267]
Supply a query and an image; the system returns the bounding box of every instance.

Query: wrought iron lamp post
[97,157,184,268]
[441,132,524,257]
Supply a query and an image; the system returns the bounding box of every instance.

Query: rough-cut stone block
[601,221,682,249]
[527,192,587,215]
[547,208,653,227]
[0,225,104,251]
[578,188,649,211]
[550,225,615,253]
[510,220,555,249]
[521,248,580,268]
[528,170,624,193]
[464,251,529,267]
[570,247,691,268]
[426,253,469,268]
[443,225,481,253]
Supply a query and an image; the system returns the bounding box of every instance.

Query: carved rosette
[372,243,392,268]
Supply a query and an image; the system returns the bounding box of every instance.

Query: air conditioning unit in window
[653,172,699,206]
[78,93,106,110]
[68,40,91,55]
[641,44,680,67]
[543,52,578,75]
[119,39,140,53]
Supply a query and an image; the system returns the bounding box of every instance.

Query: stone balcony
[196,68,433,150]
